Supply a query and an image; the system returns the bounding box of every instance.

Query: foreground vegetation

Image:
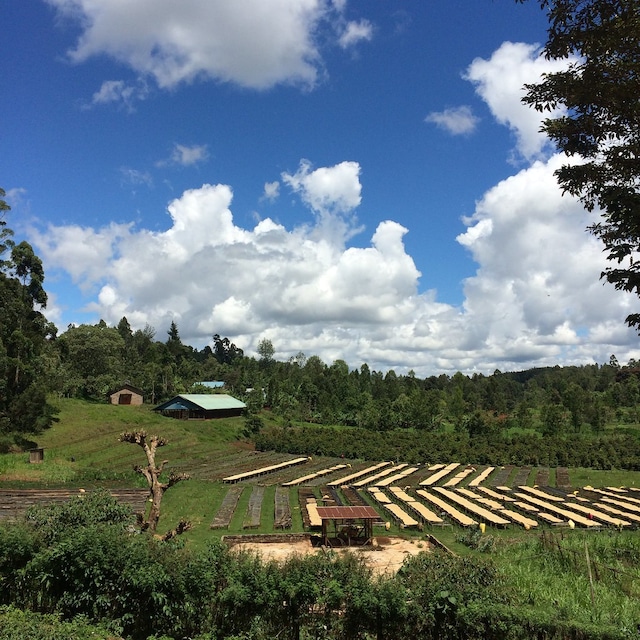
[1,399,640,638]
[1,490,639,640]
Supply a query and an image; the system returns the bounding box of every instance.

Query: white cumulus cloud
[88,79,148,110]
[425,106,479,135]
[262,181,280,202]
[282,159,362,215]
[338,19,373,48]
[464,41,570,162]
[31,154,640,377]
[46,0,371,90]
[165,144,210,167]
[27,38,640,375]
[31,174,434,366]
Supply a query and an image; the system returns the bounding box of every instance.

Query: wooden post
[585,540,596,612]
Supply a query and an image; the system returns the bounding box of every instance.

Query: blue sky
[3,1,638,375]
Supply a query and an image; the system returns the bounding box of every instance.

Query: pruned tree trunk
[119,431,189,533]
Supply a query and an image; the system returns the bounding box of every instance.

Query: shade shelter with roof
[154,394,246,419]
[316,505,380,547]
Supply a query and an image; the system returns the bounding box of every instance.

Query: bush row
[254,425,640,469]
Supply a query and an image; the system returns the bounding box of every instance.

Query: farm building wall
[109,388,144,406]
[159,407,244,420]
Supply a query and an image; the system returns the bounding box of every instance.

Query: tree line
[15,307,640,423]
[0,189,58,447]
[43,316,640,440]
[7,286,640,467]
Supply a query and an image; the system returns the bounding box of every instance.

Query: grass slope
[0,398,245,486]
[3,400,640,634]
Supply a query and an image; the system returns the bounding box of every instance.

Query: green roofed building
[154,394,246,420]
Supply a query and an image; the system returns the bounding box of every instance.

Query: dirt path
[230,536,429,575]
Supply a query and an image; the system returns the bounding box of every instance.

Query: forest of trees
[0,189,58,446]
[33,312,640,435]
[10,305,640,434]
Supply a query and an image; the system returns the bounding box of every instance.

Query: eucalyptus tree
[0,190,57,436]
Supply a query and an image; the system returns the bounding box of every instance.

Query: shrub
[0,523,42,605]
[24,489,134,544]
[0,605,116,640]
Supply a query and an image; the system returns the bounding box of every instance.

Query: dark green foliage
[397,551,510,640]
[0,189,14,268]
[0,193,57,438]
[255,422,640,469]
[24,489,134,544]
[243,413,264,436]
[256,337,275,363]
[56,324,127,400]
[13,492,173,639]
[5,385,57,436]
[212,334,244,365]
[10,242,46,307]
[0,523,43,605]
[21,526,209,640]
[1,494,638,639]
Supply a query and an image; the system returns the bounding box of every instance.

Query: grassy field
[0,398,246,485]
[2,398,640,551]
[0,399,355,546]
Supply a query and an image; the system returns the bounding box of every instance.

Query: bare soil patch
[229,536,429,575]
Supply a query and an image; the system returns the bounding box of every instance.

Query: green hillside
[0,399,334,547]
[0,398,245,485]
[3,400,640,637]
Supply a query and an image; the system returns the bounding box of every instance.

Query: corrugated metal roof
[108,383,144,396]
[316,506,379,520]
[156,394,246,411]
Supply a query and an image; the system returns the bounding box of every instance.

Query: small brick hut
[109,384,144,406]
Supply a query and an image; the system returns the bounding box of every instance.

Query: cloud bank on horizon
[28,2,640,375]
